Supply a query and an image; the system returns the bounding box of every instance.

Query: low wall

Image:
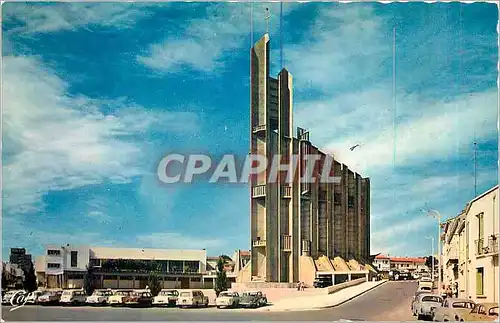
[231,282,297,289]
[325,277,366,294]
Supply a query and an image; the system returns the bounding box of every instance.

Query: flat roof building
[36,245,207,290]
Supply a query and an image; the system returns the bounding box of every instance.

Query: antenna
[280,2,283,70]
[473,134,477,197]
[265,7,270,34]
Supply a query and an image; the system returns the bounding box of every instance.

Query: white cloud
[2,55,199,215]
[137,3,294,73]
[134,232,225,250]
[3,3,153,34]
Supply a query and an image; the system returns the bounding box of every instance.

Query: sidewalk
[259,280,388,312]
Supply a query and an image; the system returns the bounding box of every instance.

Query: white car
[108,290,134,306]
[59,289,87,306]
[152,289,179,307]
[216,291,240,308]
[413,293,443,320]
[26,290,44,305]
[2,290,25,305]
[433,298,476,322]
[177,290,209,308]
[85,290,114,306]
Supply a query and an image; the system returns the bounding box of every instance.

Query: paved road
[2,281,417,321]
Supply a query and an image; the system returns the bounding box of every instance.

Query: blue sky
[2,2,498,260]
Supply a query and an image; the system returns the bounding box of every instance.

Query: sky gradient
[2,2,498,260]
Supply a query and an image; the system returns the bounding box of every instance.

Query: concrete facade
[448,186,499,303]
[250,34,371,283]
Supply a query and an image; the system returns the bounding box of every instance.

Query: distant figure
[297,281,301,291]
[453,282,459,298]
[301,282,305,291]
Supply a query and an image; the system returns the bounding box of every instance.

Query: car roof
[477,303,497,308]
[448,298,474,302]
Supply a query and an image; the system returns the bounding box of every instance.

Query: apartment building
[35,245,207,289]
[10,247,33,273]
[444,185,499,303]
[373,254,428,273]
[249,33,371,284]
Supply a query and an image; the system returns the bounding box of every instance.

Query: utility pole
[265,8,270,34]
[473,135,477,197]
[425,236,435,288]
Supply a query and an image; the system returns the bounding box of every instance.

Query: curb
[320,280,388,309]
[261,280,388,312]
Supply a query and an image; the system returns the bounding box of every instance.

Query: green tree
[2,269,9,290]
[425,256,438,269]
[22,265,37,292]
[147,272,162,297]
[84,265,95,296]
[214,256,228,297]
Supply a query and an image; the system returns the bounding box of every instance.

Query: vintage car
[239,290,267,308]
[108,290,134,306]
[413,293,443,320]
[411,291,433,313]
[26,290,44,305]
[59,289,87,306]
[38,290,63,305]
[123,291,154,307]
[85,289,114,306]
[2,290,26,305]
[432,298,475,322]
[177,290,209,308]
[215,291,240,308]
[152,289,179,307]
[461,303,499,322]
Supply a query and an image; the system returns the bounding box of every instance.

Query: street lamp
[422,208,442,295]
[425,236,435,288]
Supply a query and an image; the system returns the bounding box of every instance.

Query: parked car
[85,289,114,306]
[418,285,433,292]
[152,289,179,307]
[461,303,499,322]
[2,290,26,305]
[215,291,240,309]
[26,290,44,305]
[177,290,209,308]
[413,273,421,280]
[239,290,267,308]
[123,291,153,307]
[59,289,87,306]
[432,298,475,322]
[108,290,134,307]
[413,293,443,321]
[313,276,333,288]
[38,291,63,306]
[411,291,433,313]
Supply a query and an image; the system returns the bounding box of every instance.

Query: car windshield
[422,296,442,303]
[93,291,104,296]
[452,302,474,308]
[180,292,191,297]
[243,292,258,296]
[219,292,232,297]
[116,291,131,296]
[489,307,499,316]
[62,291,72,296]
[159,291,174,296]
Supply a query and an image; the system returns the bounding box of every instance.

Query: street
[2,282,417,321]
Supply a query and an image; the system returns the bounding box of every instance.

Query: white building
[36,245,207,289]
[449,186,499,303]
[373,254,391,272]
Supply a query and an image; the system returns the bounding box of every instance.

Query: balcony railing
[253,239,266,247]
[476,234,499,256]
[252,185,266,198]
[281,235,291,251]
[252,125,266,133]
[282,186,291,198]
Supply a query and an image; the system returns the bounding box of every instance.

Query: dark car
[239,291,267,308]
[123,291,153,307]
[399,272,412,280]
[313,276,333,288]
